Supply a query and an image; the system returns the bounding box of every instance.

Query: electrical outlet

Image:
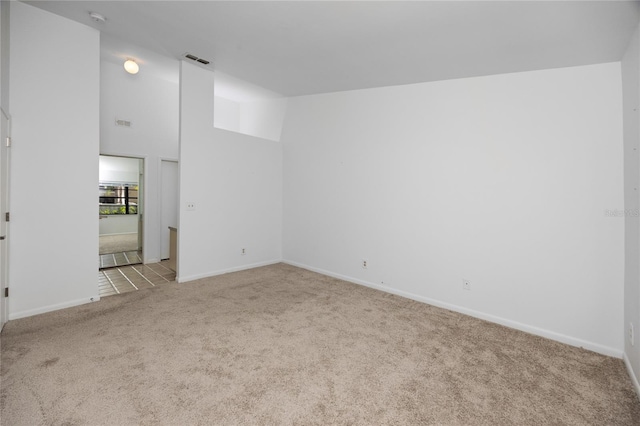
[462,279,471,291]
[630,322,635,346]
[362,259,368,269]
[186,202,196,211]
[241,248,246,255]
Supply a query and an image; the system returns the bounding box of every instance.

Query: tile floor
[99,251,142,269]
[98,260,176,297]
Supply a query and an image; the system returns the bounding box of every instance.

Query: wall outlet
[362,259,368,269]
[186,202,196,211]
[241,248,246,255]
[630,322,635,346]
[462,279,471,291]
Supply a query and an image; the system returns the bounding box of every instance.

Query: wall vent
[115,119,132,128]
[184,53,211,66]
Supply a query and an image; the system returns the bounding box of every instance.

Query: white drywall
[100,49,179,263]
[160,160,178,260]
[1,0,8,112]
[179,61,282,282]
[99,215,138,236]
[213,96,240,134]
[0,0,10,330]
[238,98,288,142]
[622,23,640,392]
[99,155,139,183]
[213,70,287,142]
[9,2,99,318]
[282,63,624,356]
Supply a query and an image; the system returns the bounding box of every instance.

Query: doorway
[98,155,143,268]
[160,160,178,261]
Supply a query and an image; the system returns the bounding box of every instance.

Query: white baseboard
[99,232,138,237]
[624,353,640,400]
[144,258,160,264]
[177,259,282,283]
[283,260,622,359]
[9,295,101,320]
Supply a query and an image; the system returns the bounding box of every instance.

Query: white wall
[179,61,282,282]
[213,70,287,142]
[99,155,139,183]
[160,160,178,260]
[214,95,287,141]
[9,2,99,318]
[214,96,240,133]
[0,0,10,329]
[622,23,640,392]
[100,53,179,263]
[99,215,138,236]
[238,98,288,142]
[1,0,8,113]
[282,63,624,356]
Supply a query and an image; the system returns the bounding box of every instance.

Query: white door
[0,109,10,329]
[160,160,178,260]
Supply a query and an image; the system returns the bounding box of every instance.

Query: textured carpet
[1,263,639,425]
[99,233,138,255]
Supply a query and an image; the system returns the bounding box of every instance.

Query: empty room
[1,0,640,424]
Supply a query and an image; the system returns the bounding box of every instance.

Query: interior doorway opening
[160,159,178,263]
[98,155,144,269]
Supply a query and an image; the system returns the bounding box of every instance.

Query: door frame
[99,153,147,262]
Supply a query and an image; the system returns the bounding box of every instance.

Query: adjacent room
[1,1,640,424]
[98,155,142,265]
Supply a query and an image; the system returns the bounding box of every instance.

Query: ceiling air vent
[115,119,132,128]
[184,53,211,66]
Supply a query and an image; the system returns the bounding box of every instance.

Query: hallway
[98,260,175,297]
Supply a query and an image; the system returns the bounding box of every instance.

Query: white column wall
[622,23,640,394]
[9,2,100,318]
[178,61,282,282]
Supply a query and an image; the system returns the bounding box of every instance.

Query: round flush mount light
[124,59,139,75]
[89,12,106,24]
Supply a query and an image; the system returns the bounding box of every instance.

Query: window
[99,184,138,215]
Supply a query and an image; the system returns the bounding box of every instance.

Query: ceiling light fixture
[89,12,106,24]
[124,59,139,75]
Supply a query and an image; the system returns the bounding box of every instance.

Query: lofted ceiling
[26,0,640,97]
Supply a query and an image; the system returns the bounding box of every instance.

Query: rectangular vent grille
[184,53,211,66]
[115,119,132,127]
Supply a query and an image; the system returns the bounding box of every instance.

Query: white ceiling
[26,0,640,97]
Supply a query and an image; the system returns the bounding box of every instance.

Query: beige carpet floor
[1,263,639,425]
[99,233,138,255]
